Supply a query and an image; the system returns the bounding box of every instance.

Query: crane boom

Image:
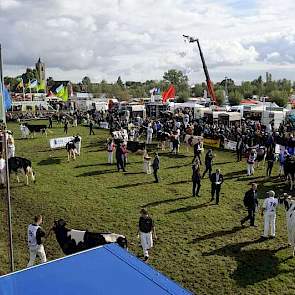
[183,35,217,104]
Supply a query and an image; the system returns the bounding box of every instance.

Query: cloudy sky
[0,0,295,84]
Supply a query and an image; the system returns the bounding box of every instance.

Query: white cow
[20,124,30,139]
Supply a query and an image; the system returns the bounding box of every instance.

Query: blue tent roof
[0,244,192,295]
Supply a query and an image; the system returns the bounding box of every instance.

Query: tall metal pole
[0,44,15,272]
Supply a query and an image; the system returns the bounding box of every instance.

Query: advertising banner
[224,139,237,151]
[203,138,220,148]
[49,136,74,149]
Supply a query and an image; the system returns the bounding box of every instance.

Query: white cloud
[0,0,295,83]
[0,0,20,10]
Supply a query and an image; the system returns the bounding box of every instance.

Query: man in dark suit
[236,135,244,162]
[192,160,201,197]
[241,183,258,227]
[192,140,202,164]
[210,168,224,205]
[152,153,160,183]
[202,149,214,178]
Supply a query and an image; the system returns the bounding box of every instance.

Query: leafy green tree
[116,76,124,89]
[228,90,243,106]
[82,76,91,85]
[215,89,225,105]
[163,69,189,92]
[177,90,190,102]
[193,84,205,97]
[46,77,55,88]
[269,90,289,107]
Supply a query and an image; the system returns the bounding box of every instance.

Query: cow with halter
[245,145,267,167]
[52,219,128,255]
[8,156,35,185]
[65,136,80,162]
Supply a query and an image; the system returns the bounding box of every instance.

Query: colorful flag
[37,80,45,91]
[56,85,68,101]
[0,81,12,112]
[30,79,38,88]
[16,78,23,89]
[55,84,64,94]
[162,84,176,103]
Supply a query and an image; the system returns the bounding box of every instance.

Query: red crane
[183,35,217,104]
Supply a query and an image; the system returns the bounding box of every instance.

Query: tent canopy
[0,244,192,295]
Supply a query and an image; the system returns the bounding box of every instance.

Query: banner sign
[99,122,109,129]
[224,139,237,151]
[203,138,220,148]
[49,136,74,149]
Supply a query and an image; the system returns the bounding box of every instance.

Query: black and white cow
[8,157,35,185]
[246,145,266,167]
[65,136,80,161]
[52,219,128,255]
[25,123,48,137]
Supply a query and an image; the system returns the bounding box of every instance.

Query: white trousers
[108,151,113,164]
[0,168,5,184]
[263,212,276,237]
[140,232,153,257]
[143,160,151,174]
[247,163,254,176]
[27,245,47,267]
[8,146,15,159]
[75,142,81,155]
[146,135,152,144]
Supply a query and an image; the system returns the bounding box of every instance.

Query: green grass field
[0,122,295,294]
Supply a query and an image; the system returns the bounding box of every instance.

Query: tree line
[4,69,294,106]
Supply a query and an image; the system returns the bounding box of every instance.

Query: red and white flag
[162,84,176,103]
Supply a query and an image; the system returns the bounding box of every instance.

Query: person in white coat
[247,149,257,176]
[7,132,15,159]
[0,154,5,187]
[146,125,153,144]
[261,190,278,238]
[27,215,47,267]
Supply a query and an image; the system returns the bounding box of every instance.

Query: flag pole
[22,78,25,100]
[29,79,32,101]
[0,44,15,273]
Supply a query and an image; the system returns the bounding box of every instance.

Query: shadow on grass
[169,180,190,185]
[38,157,62,165]
[215,161,233,165]
[143,196,190,208]
[223,170,245,180]
[255,177,290,199]
[191,226,244,243]
[75,163,111,168]
[84,140,108,148]
[124,172,145,175]
[113,181,154,189]
[203,239,290,287]
[165,163,190,170]
[167,201,212,214]
[160,152,189,159]
[76,169,116,177]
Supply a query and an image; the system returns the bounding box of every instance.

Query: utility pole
[0,44,15,272]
